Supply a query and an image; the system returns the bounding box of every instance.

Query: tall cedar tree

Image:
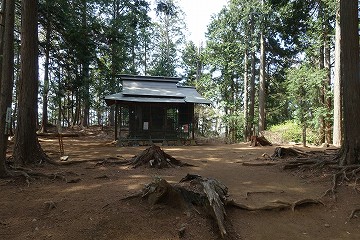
[13,0,48,165]
[339,0,360,165]
[258,0,266,133]
[0,0,15,176]
[333,4,342,147]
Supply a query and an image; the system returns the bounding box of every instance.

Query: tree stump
[130,145,193,168]
[140,174,229,238]
[124,174,324,239]
[250,136,272,147]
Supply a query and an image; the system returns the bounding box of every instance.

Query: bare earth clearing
[1,128,360,240]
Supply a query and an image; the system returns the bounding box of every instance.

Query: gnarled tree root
[123,174,325,239]
[7,166,79,186]
[226,198,324,212]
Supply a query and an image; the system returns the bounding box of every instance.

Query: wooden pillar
[119,105,122,140]
[114,103,118,141]
[192,104,195,140]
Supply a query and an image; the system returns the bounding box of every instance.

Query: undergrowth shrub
[264,121,320,145]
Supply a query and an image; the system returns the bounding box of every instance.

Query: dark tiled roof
[104,75,211,105]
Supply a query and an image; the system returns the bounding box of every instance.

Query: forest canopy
[0,0,346,146]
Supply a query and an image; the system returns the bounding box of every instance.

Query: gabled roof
[104,74,211,105]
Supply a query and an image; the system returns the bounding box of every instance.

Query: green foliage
[32,0,336,136]
[149,0,186,76]
[267,121,320,145]
[181,41,202,85]
[286,64,327,125]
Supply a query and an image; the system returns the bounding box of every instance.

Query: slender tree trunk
[39,20,51,133]
[318,2,326,144]
[339,0,360,165]
[248,14,256,139]
[258,31,266,132]
[243,48,248,141]
[324,26,332,144]
[258,0,266,133]
[249,50,256,137]
[0,0,14,177]
[13,0,48,165]
[333,5,342,147]
[81,0,90,127]
[302,124,307,147]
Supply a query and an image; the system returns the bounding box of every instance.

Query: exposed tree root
[226,198,323,212]
[277,148,360,201]
[272,147,309,158]
[348,208,360,221]
[39,156,127,167]
[7,165,79,186]
[245,190,283,199]
[123,174,325,239]
[242,161,277,166]
[283,159,320,170]
[321,166,360,200]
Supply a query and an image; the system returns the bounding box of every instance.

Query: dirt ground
[1,128,360,240]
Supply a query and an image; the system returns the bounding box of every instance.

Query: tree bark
[324,24,332,144]
[81,0,90,128]
[249,50,256,137]
[13,0,48,165]
[0,0,6,77]
[0,0,14,177]
[318,3,326,144]
[39,18,51,133]
[258,0,266,133]
[243,48,249,141]
[339,0,360,165]
[248,14,256,140]
[333,4,342,147]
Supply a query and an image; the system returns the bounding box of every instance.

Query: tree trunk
[39,20,51,133]
[333,5,342,147]
[258,1,266,133]
[13,0,48,165]
[0,0,14,177]
[0,0,6,77]
[324,24,332,144]
[243,46,249,141]
[339,0,360,165]
[302,124,307,147]
[81,0,90,128]
[318,3,326,144]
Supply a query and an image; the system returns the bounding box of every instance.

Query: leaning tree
[13,0,48,165]
[338,0,360,166]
